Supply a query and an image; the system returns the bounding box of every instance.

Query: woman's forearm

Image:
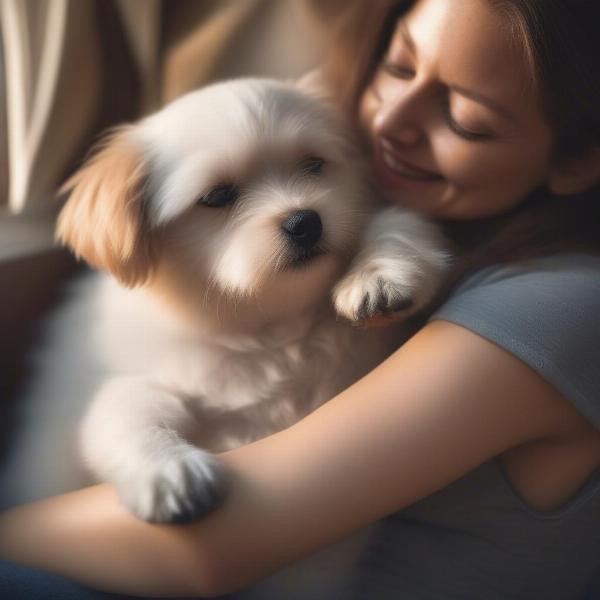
[0,321,566,598]
[0,485,216,597]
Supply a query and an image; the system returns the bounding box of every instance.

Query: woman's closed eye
[442,101,493,142]
[381,61,415,80]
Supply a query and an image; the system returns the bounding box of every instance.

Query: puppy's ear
[56,126,154,287]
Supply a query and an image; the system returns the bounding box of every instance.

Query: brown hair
[320,0,600,285]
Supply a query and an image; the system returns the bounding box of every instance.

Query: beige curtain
[0,0,335,214]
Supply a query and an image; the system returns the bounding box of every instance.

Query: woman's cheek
[436,137,514,186]
[358,89,379,141]
[445,147,546,217]
[431,135,482,183]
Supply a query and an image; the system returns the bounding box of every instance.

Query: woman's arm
[0,320,592,597]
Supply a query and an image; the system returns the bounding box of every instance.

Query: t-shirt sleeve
[430,253,600,431]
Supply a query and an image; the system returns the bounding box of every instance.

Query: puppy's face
[58,79,371,321]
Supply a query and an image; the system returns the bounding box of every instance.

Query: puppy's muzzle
[281,209,322,250]
[281,210,324,266]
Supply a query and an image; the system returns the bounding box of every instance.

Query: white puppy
[0,79,448,530]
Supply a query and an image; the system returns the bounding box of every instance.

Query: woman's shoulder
[435,251,600,324]
[431,251,600,428]
[445,251,600,297]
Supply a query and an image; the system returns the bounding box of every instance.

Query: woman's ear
[56,126,154,287]
[548,147,600,196]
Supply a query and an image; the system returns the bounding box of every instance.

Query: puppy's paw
[117,445,228,523]
[333,265,416,323]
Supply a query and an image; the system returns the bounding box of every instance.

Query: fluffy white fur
[0,77,449,594]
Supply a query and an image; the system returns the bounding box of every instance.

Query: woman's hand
[0,320,589,597]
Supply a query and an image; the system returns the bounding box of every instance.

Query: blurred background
[0,0,345,461]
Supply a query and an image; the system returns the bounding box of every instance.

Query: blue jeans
[3,560,600,599]
[0,560,142,600]
[0,560,239,600]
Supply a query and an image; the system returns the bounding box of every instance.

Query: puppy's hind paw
[118,445,229,524]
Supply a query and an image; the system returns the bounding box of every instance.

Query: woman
[1,0,600,598]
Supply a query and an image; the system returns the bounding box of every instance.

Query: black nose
[281,210,322,251]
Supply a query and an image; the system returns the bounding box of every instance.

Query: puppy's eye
[197,184,239,208]
[300,156,325,176]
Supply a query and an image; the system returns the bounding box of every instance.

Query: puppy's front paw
[117,445,228,523]
[333,265,416,323]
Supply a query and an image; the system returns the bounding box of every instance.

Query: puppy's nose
[281,210,322,251]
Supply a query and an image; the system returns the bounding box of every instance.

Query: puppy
[0,78,448,528]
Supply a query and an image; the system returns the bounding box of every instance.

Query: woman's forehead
[396,0,536,112]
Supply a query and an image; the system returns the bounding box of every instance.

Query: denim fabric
[0,560,234,600]
[0,561,138,600]
[2,559,600,599]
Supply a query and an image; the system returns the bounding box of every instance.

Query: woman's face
[359,0,555,220]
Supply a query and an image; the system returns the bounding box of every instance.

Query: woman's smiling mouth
[377,142,443,183]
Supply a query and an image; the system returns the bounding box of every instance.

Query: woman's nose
[373,85,426,147]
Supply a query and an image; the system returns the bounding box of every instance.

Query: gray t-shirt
[349,252,600,600]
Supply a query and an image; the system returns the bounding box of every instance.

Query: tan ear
[56,126,154,287]
[548,148,600,196]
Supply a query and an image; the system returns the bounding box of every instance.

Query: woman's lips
[376,141,443,184]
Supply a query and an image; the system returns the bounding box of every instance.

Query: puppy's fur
[0,78,447,589]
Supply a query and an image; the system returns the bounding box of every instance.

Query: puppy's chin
[285,247,327,270]
[250,251,342,319]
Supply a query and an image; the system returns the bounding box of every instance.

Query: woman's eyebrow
[448,84,515,121]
